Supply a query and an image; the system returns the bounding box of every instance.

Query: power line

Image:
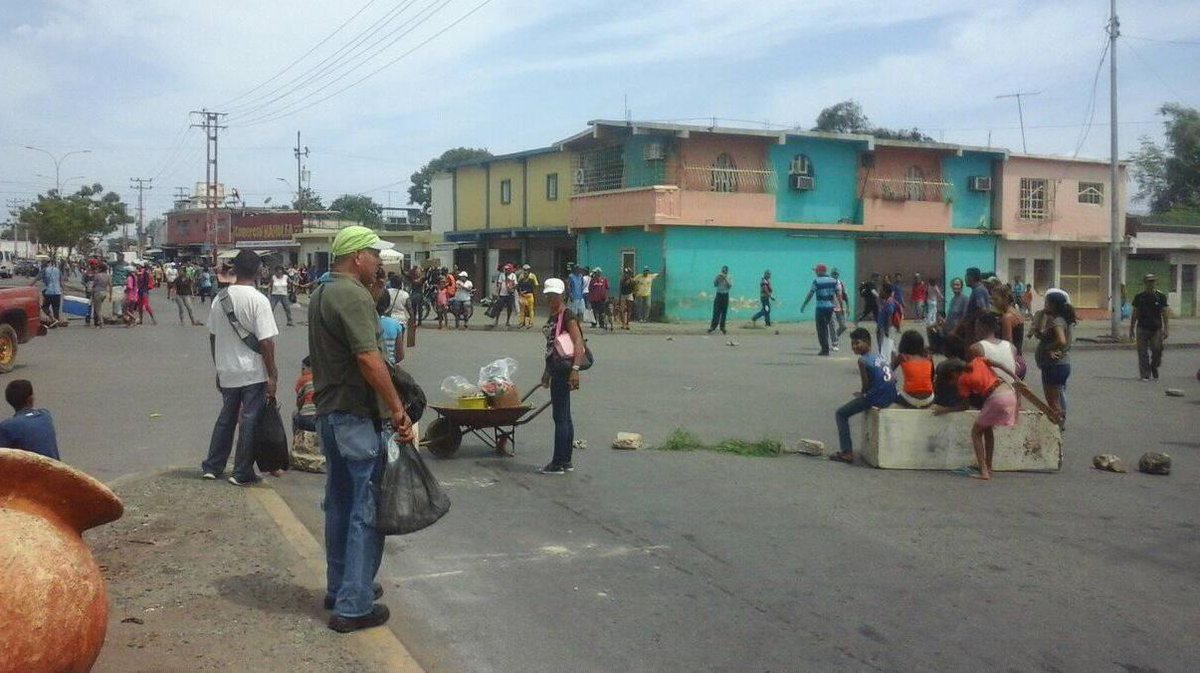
[1123,40,1186,102]
[216,0,384,109]
[225,0,424,117]
[230,0,449,123]
[236,0,499,127]
[1073,39,1110,158]
[1125,34,1200,46]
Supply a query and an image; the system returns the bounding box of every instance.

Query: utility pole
[1108,0,1121,339]
[191,110,227,263]
[995,91,1041,153]
[5,198,27,257]
[129,177,152,254]
[294,131,309,227]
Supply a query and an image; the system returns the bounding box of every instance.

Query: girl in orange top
[891,330,935,408]
[934,357,1021,480]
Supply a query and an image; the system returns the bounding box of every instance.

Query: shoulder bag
[218,289,261,354]
[549,311,594,374]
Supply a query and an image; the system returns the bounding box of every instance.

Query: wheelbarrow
[422,385,552,458]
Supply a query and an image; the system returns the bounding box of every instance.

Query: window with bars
[711,153,738,192]
[500,179,512,205]
[546,173,558,201]
[1059,247,1104,307]
[790,154,812,176]
[1077,181,1103,205]
[1019,178,1050,220]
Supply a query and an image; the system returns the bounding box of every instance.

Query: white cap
[543,278,565,295]
[458,271,468,278]
[1045,287,1071,303]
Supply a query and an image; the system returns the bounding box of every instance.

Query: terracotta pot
[0,448,123,673]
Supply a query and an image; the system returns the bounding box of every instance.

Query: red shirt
[587,277,609,302]
[912,281,928,303]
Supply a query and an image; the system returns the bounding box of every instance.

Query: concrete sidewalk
[89,469,420,673]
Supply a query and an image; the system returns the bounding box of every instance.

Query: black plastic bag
[376,436,450,536]
[254,402,290,473]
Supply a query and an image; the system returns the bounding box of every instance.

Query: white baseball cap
[543,278,565,295]
[457,271,468,278]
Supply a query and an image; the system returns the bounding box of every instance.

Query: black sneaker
[539,463,567,475]
[324,582,384,610]
[562,462,575,472]
[328,604,390,633]
[1152,367,1159,379]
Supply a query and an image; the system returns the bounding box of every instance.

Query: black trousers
[710,293,729,332]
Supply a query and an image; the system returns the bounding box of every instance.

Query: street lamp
[36,174,85,192]
[23,147,91,194]
[276,177,297,206]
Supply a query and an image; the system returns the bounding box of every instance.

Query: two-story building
[561,120,1005,322]
[995,154,1127,318]
[437,147,577,286]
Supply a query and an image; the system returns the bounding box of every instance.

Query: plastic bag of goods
[478,358,520,408]
[441,375,480,398]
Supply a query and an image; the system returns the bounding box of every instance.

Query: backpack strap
[218,289,261,354]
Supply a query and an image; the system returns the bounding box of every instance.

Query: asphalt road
[15,289,1200,673]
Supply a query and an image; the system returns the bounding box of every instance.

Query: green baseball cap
[331,225,394,257]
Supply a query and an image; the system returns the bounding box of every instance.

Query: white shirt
[270,274,290,296]
[455,279,473,302]
[386,287,410,323]
[207,285,279,388]
[165,267,178,283]
[497,273,516,296]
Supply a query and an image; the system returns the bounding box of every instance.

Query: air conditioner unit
[789,175,815,191]
[643,142,665,161]
[968,176,992,192]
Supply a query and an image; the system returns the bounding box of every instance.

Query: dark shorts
[1040,363,1071,387]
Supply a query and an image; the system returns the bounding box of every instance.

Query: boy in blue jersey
[0,380,60,460]
[831,328,897,464]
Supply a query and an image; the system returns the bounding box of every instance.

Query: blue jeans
[835,396,872,454]
[202,382,267,481]
[751,297,771,325]
[550,373,574,465]
[318,412,386,618]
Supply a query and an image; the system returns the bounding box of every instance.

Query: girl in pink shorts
[933,357,1021,480]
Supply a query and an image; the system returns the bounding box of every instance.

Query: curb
[250,487,427,673]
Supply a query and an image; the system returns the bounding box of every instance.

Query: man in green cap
[308,225,415,633]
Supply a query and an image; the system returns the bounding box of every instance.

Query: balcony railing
[682,166,776,194]
[866,177,952,203]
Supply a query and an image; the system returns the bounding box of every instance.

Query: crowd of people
[818,263,1098,480]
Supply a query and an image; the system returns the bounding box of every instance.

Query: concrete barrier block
[861,408,1062,472]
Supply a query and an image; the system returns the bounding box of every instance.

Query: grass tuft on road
[654,428,783,457]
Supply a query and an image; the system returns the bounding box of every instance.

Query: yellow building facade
[440,147,577,288]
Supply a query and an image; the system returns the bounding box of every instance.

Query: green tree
[1131,103,1200,215]
[408,147,492,215]
[293,187,325,212]
[330,194,384,227]
[813,100,871,134]
[18,184,131,256]
[813,100,934,142]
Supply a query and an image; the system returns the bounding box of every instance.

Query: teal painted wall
[945,236,997,280]
[661,227,856,322]
[623,135,669,188]
[943,153,995,230]
[771,138,863,225]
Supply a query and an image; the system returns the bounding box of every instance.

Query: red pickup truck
[0,287,47,373]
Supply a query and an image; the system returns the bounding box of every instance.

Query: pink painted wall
[859,146,951,230]
[677,133,772,192]
[570,187,679,229]
[678,191,775,228]
[998,156,1126,242]
[861,199,955,233]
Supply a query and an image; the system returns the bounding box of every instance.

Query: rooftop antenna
[995,91,1041,153]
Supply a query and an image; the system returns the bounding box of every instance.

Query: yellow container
[457,394,488,410]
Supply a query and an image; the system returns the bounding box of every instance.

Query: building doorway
[856,238,945,319]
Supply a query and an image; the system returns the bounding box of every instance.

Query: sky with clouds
[1,0,1197,220]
